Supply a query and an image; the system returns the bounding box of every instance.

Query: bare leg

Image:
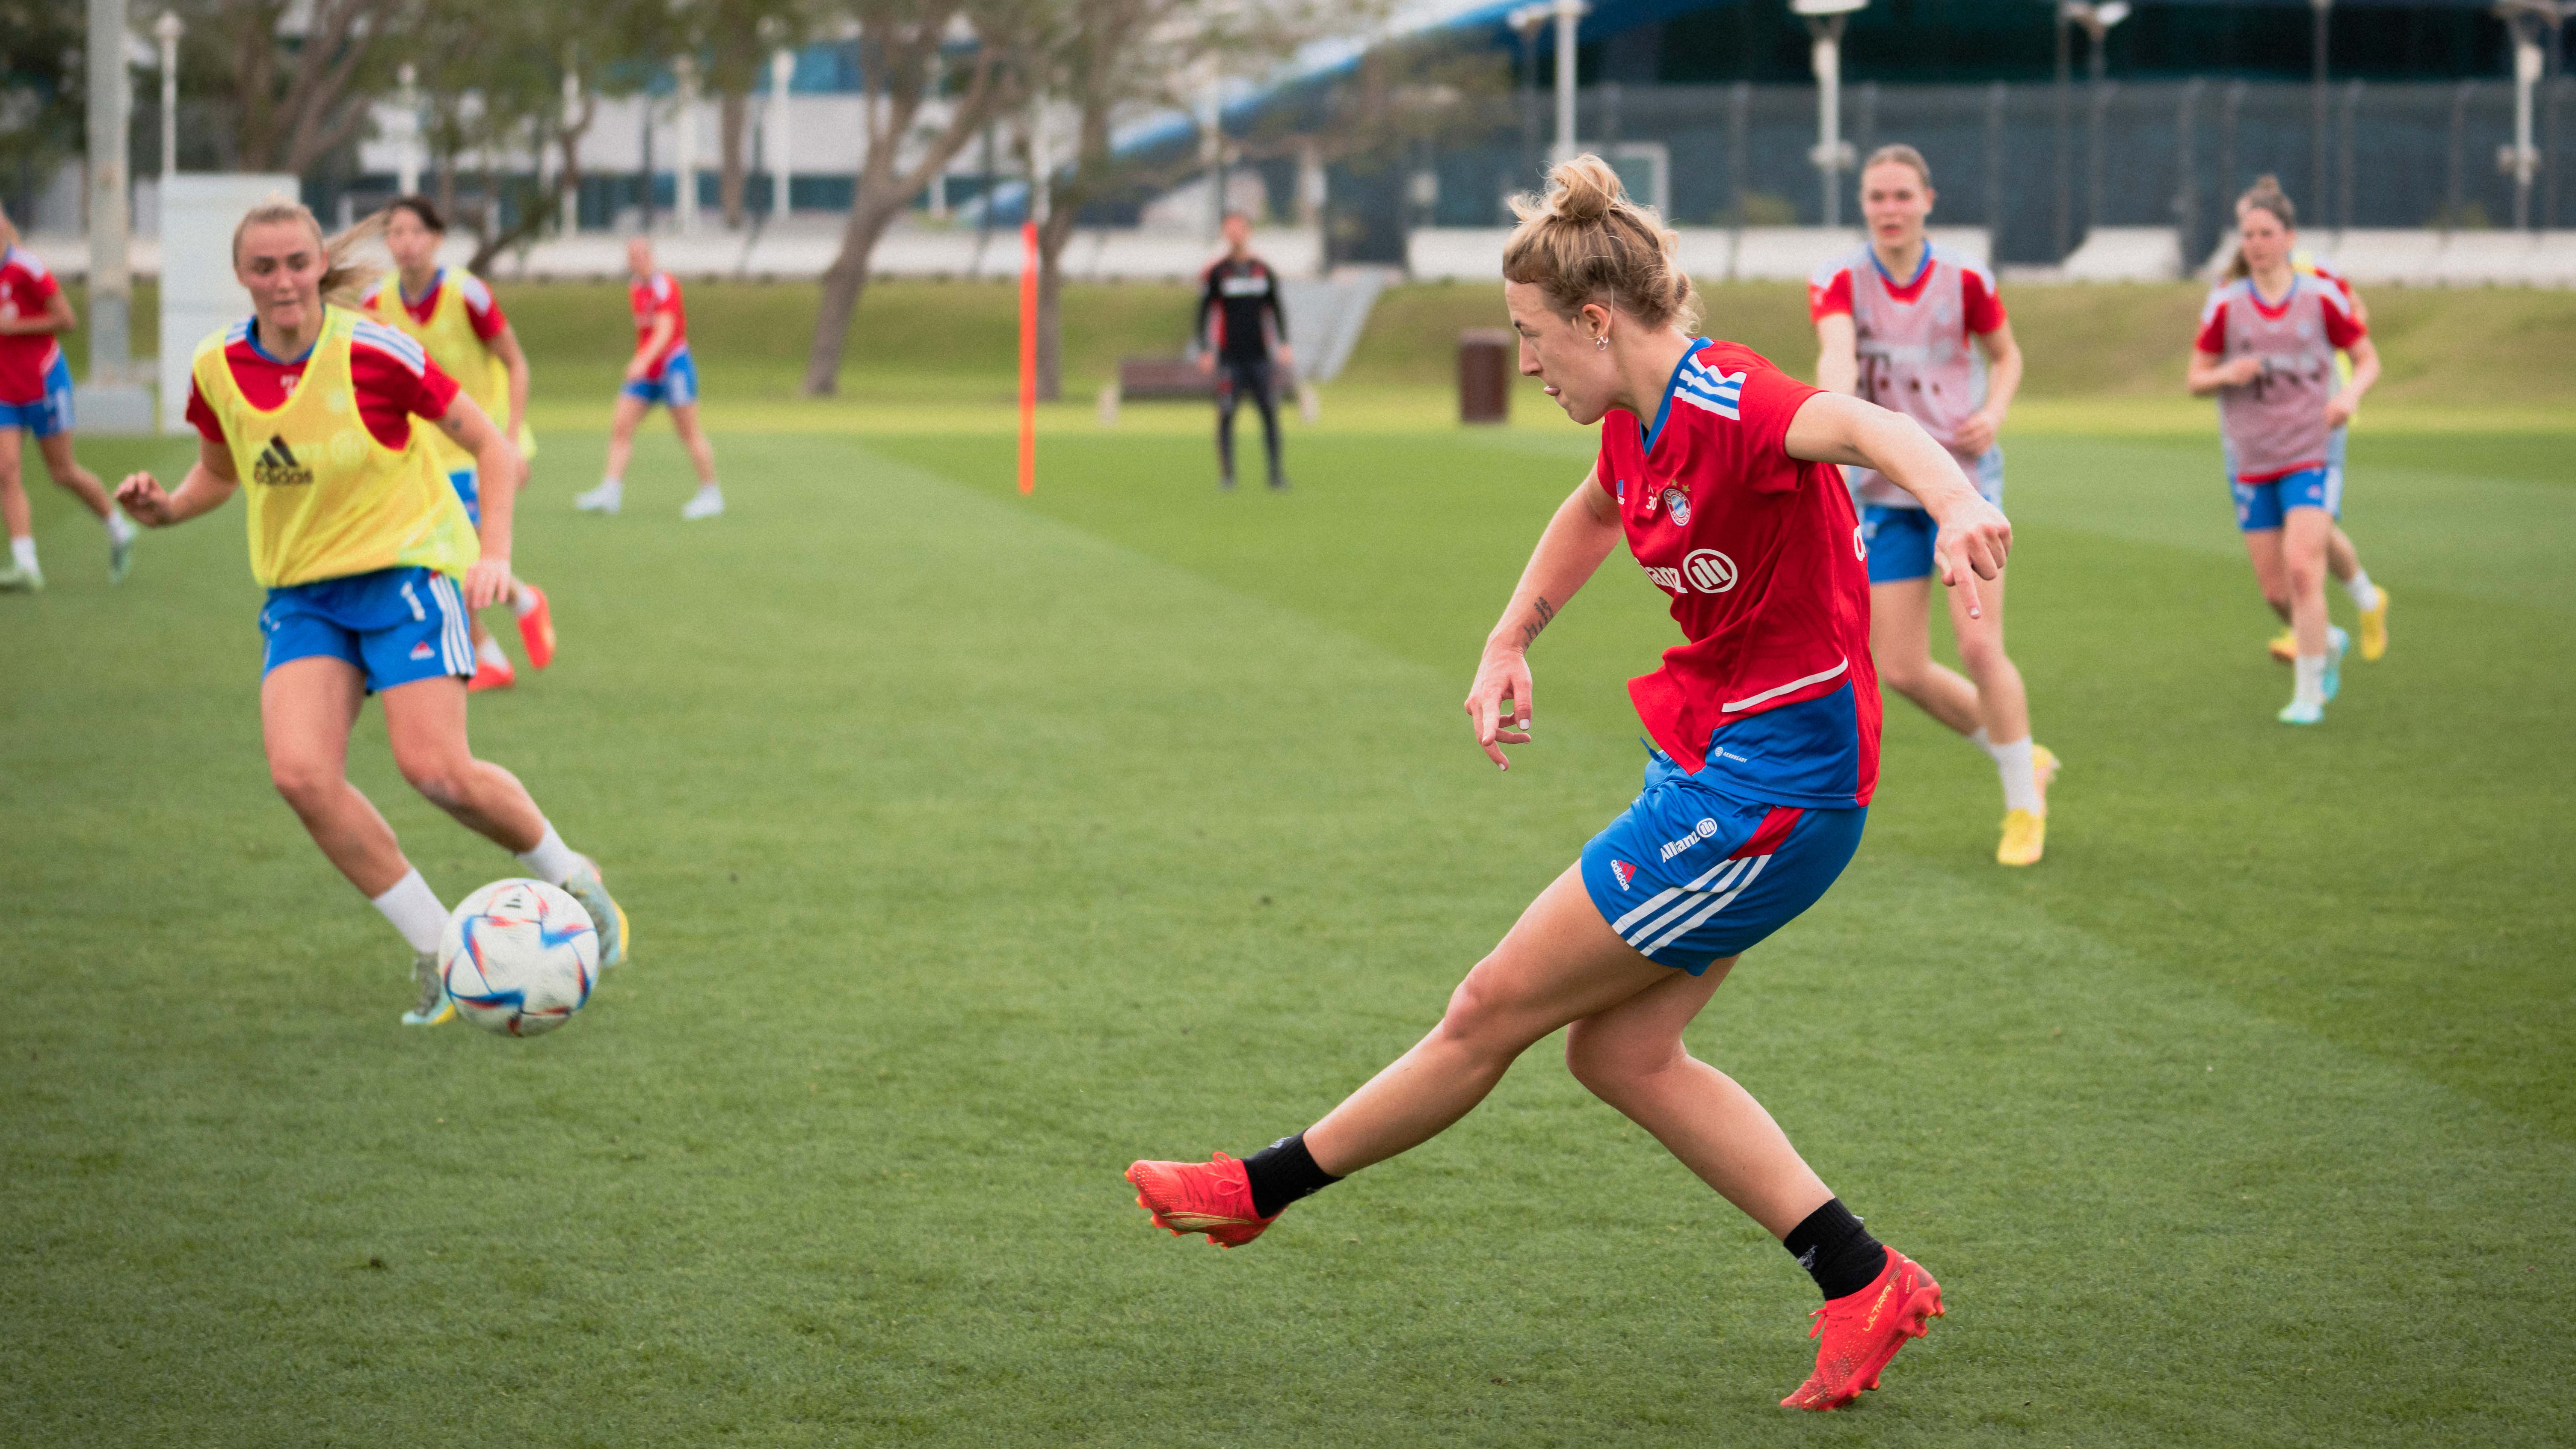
[2283,508,2335,657]
[35,433,113,519]
[667,401,718,484]
[1944,568,2029,745]
[1563,962,1832,1238]
[2326,525,2360,585]
[601,394,649,482]
[1868,576,1982,736]
[2241,527,2292,625]
[0,430,31,539]
[469,614,496,651]
[379,675,548,852]
[261,657,414,896]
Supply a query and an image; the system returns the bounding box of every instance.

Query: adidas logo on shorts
[1610,859,1637,891]
[409,642,433,660]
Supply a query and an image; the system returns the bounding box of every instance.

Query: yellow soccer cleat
[2032,743,2061,806]
[2358,586,2389,661]
[2266,629,2297,664]
[1997,809,2046,866]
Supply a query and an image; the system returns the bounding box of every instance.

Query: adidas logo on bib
[252,434,314,488]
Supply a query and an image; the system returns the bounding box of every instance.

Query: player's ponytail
[231,193,387,308]
[1502,154,1698,336]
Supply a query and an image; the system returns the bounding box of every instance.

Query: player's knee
[1563,1024,1680,1102]
[395,753,475,811]
[1955,635,2007,677]
[1434,964,1529,1058]
[267,759,340,817]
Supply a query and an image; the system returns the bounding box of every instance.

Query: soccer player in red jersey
[0,202,135,590]
[1127,158,2011,1412]
[1812,145,2055,866]
[574,237,721,519]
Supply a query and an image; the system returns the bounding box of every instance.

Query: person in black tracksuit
[1196,211,1296,490]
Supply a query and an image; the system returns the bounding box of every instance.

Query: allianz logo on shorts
[1640,549,1739,597]
[1659,817,1719,863]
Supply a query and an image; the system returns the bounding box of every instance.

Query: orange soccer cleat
[1779,1247,1944,1412]
[515,585,557,671]
[1126,1152,1278,1248]
[467,655,515,692]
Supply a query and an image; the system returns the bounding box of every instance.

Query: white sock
[595,477,623,498]
[694,481,722,495]
[515,821,584,884]
[105,509,136,545]
[9,536,35,571]
[510,582,539,617]
[2343,569,2379,613]
[1993,736,2044,814]
[2293,655,2328,708]
[371,868,449,955]
[475,634,510,671]
[1966,726,2006,765]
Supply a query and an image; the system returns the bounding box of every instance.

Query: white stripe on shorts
[1611,852,1750,936]
[432,574,470,675]
[1634,854,1771,957]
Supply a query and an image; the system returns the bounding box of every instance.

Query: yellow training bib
[193,306,479,589]
[362,269,513,472]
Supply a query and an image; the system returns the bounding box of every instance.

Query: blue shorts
[2231,464,2341,532]
[1857,447,2004,585]
[448,468,481,526]
[1579,750,1867,974]
[0,354,75,438]
[259,566,473,693]
[620,347,699,407]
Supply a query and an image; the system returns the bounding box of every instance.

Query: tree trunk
[802,199,902,396]
[719,92,749,230]
[1034,208,1081,402]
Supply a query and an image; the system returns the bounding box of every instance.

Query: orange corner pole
[1017,220,1038,495]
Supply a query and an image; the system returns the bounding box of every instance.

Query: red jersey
[358,268,509,339]
[0,246,65,403]
[186,313,460,452]
[1595,340,1879,808]
[629,272,688,379]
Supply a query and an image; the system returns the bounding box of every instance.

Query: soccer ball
[438,879,601,1037]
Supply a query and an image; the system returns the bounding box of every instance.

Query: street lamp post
[673,54,698,236]
[395,63,420,197]
[154,11,180,184]
[2495,1,2573,232]
[85,0,131,390]
[1509,3,1548,183]
[769,47,794,224]
[1550,0,1589,164]
[2311,0,2332,221]
[2059,2,2128,252]
[1793,0,1865,229]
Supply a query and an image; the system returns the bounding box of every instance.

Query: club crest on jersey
[1610,859,1637,891]
[1660,487,1692,526]
[251,433,313,488]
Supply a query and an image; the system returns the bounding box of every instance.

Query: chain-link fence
[1407,78,2574,266]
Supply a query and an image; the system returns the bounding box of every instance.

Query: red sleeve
[1807,269,1853,322]
[26,266,60,304]
[2322,298,2366,350]
[184,378,226,444]
[462,283,508,342]
[2193,301,2228,355]
[1961,270,2007,335]
[351,342,461,419]
[1728,353,1823,495]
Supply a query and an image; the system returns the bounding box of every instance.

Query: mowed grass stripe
[3,429,2569,1445]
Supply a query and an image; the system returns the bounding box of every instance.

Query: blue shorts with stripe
[259,566,473,693]
[2230,464,2340,532]
[1857,446,2004,585]
[619,347,699,407]
[1578,748,1867,975]
[448,467,481,526]
[0,353,76,438]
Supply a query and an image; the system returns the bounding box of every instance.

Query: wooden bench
[1115,356,1216,399]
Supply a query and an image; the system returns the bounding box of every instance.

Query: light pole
[769,47,794,223]
[1509,3,1548,183]
[154,11,180,184]
[673,54,698,236]
[1551,0,1589,164]
[395,63,420,197]
[2063,1,2129,242]
[2496,1,2573,232]
[1793,0,1865,229]
[85,0,132,390]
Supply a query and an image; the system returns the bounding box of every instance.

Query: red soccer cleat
[1779,1247,1944,1412]
[467,656,515,692]
[1126,1152,1278,1248]
[515,585,556,671]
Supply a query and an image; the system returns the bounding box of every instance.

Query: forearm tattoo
[1519,596,1556,648]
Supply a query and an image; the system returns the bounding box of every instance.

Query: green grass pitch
[4,375,2572,1442]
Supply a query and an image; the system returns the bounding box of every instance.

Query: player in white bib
[2188,177,2380,726]
[1812,145,2055,866]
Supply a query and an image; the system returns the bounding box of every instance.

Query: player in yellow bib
[359,196,555,691]
[113,198,627,1027]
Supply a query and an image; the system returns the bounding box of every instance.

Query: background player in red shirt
[1126,158,2011,1414]
[574,237,722,519]
[0,203,134,590]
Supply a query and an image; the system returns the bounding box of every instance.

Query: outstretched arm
[1952,320,2023,456]
[491,324,532,456]
[0,291,77,337]
[1784,391,2012,617]
[437,393,524,609]
[1465,470,1625,770]
[115,437,240,526]
[1814,312,1859,396]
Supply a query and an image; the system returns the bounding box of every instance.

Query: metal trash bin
[1458,329,1514,425]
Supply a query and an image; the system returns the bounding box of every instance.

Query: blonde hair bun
[1502,153,1699,335]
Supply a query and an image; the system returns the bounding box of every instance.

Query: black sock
[1240,1132,1341,1219]
[1782,1198,1888,1301]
